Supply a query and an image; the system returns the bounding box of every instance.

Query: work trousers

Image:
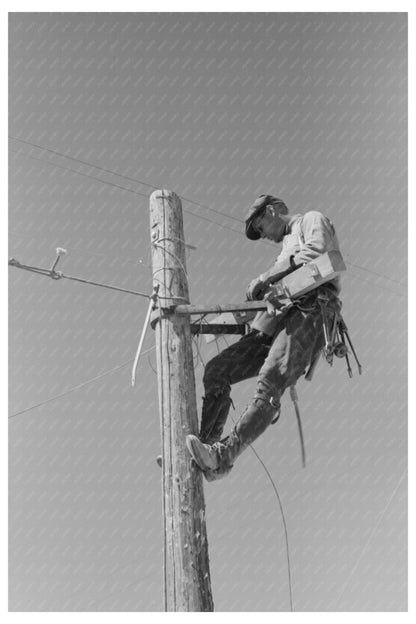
[199,291,335,449]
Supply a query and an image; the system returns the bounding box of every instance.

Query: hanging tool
[290,385,306,469]
[317,292,362,377]
[131,285,160,387]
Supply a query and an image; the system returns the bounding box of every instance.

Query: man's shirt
[277,211,341,292]
[250,210,342,335]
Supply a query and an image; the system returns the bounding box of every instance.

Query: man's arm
[291,211,338,265]
[246,256,295,300]
[246,212,338,300]
[259,255,298,286]
[262,212,337,282]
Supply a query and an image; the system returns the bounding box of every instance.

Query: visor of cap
[245,195,277,240]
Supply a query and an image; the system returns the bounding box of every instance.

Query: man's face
[252,205,285,242]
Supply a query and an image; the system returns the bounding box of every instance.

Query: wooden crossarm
[173,251,345,317]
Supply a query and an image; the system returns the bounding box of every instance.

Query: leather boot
[186,392,278,481]
[186,430,242,481]
[186,435,221,471]
[198,389,232,445]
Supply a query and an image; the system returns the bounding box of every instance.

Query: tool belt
[291,283,340,313]
[300,286,362,379]
[253,284,362,379]
[250,282,338,336]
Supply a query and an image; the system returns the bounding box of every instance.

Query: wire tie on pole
[131,284,160,387]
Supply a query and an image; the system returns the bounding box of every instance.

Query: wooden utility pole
[149,190,214,612]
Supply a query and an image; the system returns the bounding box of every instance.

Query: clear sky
[9,12,407,611]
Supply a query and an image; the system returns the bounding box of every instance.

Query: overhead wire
[345,268,405,298]
[183,207,245,237]
[9,147,247,240]
[10,136,405,289]
[61,271,151,297]
[8,345,158,421]
[345,258,406,287]
[8,122,406,615]
[147,351,158,376]
[8,138,406,428]
[9,135,159,192]
[192,328,207,370]
[9,135,244,223]
[9,230,151,270]
[8,259,153,299]
[9,148,150,199]
[10,359,128,420]
[9,140,406,293]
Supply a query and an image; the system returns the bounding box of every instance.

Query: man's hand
[246,275,269,301]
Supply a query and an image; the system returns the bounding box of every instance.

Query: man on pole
[186,194,342,481]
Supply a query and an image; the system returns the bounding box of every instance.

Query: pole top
[150,189,179,202]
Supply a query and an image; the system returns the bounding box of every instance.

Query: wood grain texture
[150,190,214,612]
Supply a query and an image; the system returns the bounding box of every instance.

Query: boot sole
[186,435,218,471]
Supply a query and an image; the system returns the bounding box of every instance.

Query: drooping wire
[9,148,150,199]
[9,230,151,270]
[9,135,244,224]
[248,444,294,612]
[9,135,159,191]
[193,329,294,612]
[192,333,206,370]
[152,242,189,282]
[345,266,405,298]
[147,351,158,376]
[9,135,408,290]
[182,207,247,237]
[225,408,294,612]
[8,146,261,240]
[10,225,405,301]
[8,347,158,421]
[10,136,395,611]
[344,256,406,287]
[10,139,407,294]
[190,315,209,369]
[10,358,125,420]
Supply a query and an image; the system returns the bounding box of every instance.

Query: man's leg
[198,330,273,444]
[188,307,324,479]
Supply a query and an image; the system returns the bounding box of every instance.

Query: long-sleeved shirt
[250,211,342,334]
[269,210,341,293]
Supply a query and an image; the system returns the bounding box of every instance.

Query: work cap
[245,195,286,240]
